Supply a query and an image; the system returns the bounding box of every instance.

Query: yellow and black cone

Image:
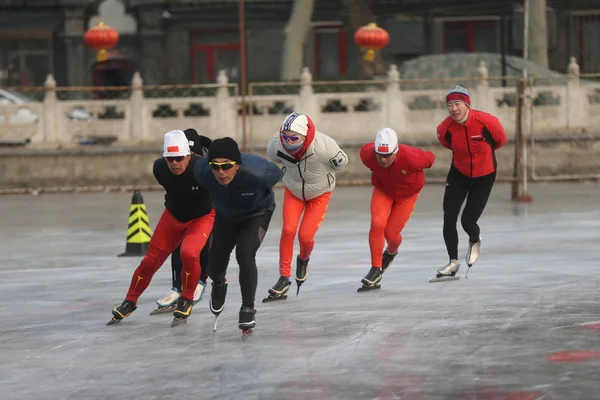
[118,190,152,257]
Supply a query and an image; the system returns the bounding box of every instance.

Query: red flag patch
[377,145,390,153]
[167,146,179,153]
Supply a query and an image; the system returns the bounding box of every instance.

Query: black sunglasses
[209,161,237,171]
[166,156,186,163]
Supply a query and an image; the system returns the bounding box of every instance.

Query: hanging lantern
[83,22,119,62]
[354,22,389,62]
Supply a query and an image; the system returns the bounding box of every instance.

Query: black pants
[443,166,496,260]
[171,242,210,291]
[208,211,273,308]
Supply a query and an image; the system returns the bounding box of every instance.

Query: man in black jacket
[194,137,282,335]
[153,128,213,314]
[108,130,215,327]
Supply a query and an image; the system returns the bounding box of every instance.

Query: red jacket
[437,109,507,178]
[360,143,435,200]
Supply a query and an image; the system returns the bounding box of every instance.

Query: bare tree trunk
[528,0,548,68]
[281,0,316,81]
[341,0,387,78]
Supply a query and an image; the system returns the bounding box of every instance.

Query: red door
[190,44,241,83]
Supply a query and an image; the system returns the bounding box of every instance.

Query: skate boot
[239,305,256,337]
[107,300,137,325]
[171,296,193,327]
[429,259,461,283]
[381,249,397,273]
[466,238,481,267]
[263,276,291,303]
[295,256,309,295]
[193,281,207,305]
[358,267,383,292]
[150,288,180,315]
[210,280,228,332]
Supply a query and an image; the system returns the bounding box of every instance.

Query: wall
[0,140,597,191]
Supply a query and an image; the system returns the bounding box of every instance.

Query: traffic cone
[118,190,152,257]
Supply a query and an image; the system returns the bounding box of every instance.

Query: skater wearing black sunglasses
[152,128,213,315]
[194,137,282,336]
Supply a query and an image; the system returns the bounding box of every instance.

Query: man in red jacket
[432,85,507,282]
[359,127,435,291]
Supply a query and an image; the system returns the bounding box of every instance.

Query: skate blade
[149,306,176,315]
[357,285,381,293]
[262,295,288,303]
[171,317,188,327]
[241,329,253,338]
[213,317,219,332]
[429,275,461,283]
[106,317,121,326]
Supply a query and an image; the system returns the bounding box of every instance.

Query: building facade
[0,0,599,88]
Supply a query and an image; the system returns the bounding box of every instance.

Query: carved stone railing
[0,57,598,147]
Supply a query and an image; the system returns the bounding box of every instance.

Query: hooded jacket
[267,122,348,201]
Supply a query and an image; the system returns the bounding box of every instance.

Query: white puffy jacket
[267,131,348,201]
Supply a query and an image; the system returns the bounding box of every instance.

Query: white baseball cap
[280,112,309,136]
[163,130,191,157]
[374,127,398,155]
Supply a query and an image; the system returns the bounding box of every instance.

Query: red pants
[125,208,215,303]
[279,188,331,277]
[369,187,419,268]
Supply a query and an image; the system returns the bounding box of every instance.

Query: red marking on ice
[583,323,600,330]
[547,350,600,362]
[466,388,544,400]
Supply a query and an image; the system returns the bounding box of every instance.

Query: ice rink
[1,182,599,400]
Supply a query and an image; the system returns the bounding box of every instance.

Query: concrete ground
[0,182,599,400]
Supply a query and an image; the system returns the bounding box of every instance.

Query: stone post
[43,74,58,143]
[298,67,318,120]
[130,72,146,142]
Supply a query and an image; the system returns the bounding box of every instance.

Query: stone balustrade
[0,57,598,147]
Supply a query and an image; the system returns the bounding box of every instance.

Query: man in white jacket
[264,112,348,301]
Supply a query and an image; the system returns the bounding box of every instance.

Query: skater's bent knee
[281,226,297,238]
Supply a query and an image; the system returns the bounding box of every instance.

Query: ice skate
[239,305,256,337]
[193,281,207,305]
[295,256,309,295]
[466,237,481,267]
[358,267,383,292]
[171,296,193,327]
[381,249,397,273]
[263,276,291,303]
[150,288,180,315]
[429,260,461,283]
[107,300,137,325]
[210,280,228,332]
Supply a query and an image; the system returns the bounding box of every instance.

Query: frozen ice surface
[0,182,599,400]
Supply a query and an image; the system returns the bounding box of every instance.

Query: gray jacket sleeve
[322,134,349,170]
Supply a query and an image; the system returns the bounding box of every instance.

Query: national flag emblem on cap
[163,130,191,157]
[374,127,399,155]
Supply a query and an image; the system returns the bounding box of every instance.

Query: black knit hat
[184,128,212,154]
[208,137,242,164]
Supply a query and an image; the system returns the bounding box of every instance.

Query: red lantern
[354,22,389,62]
[83,22,119,62]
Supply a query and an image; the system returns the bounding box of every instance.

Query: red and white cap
[374,127,398,155]
[163,130,191,157]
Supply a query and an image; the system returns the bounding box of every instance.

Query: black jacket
[194,153,282,221]
[153,155,212,222]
